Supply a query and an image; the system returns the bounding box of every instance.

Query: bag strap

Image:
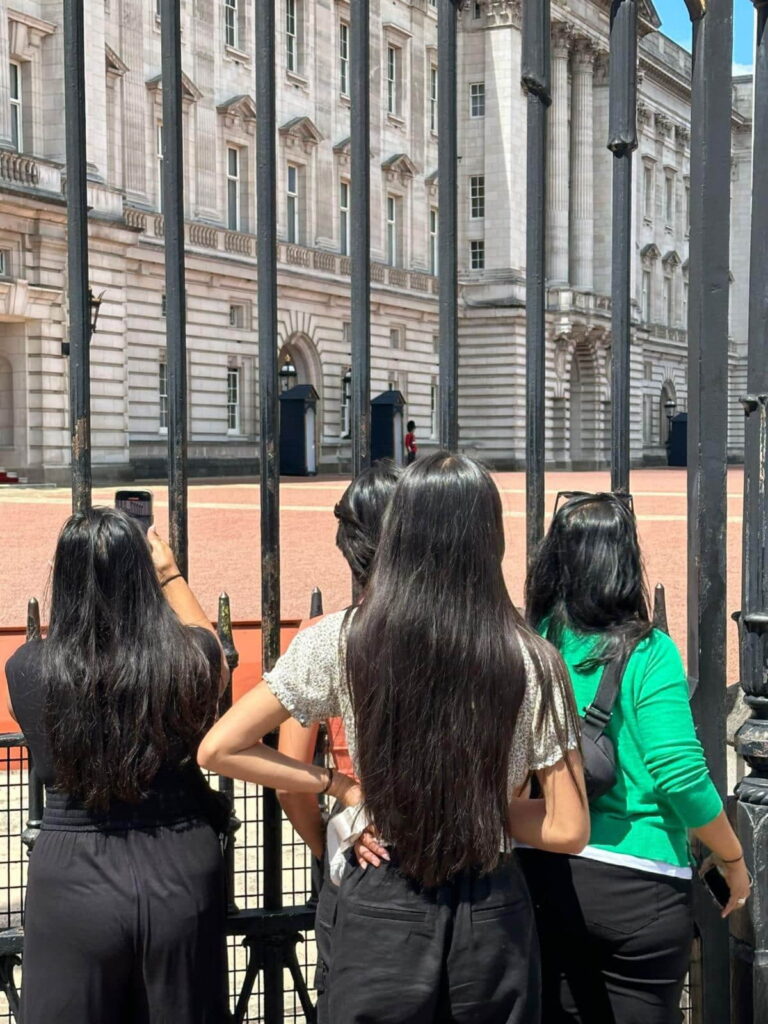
[581,641,637,741]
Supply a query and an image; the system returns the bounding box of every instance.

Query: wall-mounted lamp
[62,289,106,356]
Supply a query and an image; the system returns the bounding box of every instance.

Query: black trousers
[314,853,337,1024]
[518,850,693,1024]
[21,820,231,1024]
[328,852,540,1024]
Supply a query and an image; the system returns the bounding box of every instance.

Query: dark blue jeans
[328,852,540,1024]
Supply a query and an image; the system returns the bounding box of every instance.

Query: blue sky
[652,0,755,73]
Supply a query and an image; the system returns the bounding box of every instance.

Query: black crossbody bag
[581,642,636,801]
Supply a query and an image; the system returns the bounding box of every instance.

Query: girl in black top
[5,508,231,1024]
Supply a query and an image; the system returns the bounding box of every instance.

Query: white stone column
[569,37,596,291]
[84,1,108,179]
[546,22,571,283]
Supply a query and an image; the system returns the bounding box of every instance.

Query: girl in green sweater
[519,491,750,1024]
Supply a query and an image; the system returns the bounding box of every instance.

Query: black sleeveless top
[5,632,230,833]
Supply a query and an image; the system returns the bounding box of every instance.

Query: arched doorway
[569,341,601,466]
[0,357,13,449]
[660,380,677,446]
[569,357,583,462]
[277,334,322,474]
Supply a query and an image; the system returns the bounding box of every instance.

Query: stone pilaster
[546,22,571,283]
[569,37,596,291]
[0,4,11,149]
[121,0,148,203]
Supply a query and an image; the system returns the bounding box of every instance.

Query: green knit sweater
[547,626,723,868]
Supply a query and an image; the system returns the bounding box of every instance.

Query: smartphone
[702,865,731,910]
[115,490,154,534]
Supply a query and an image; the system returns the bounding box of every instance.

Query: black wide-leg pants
[328,851,541,1024]
[21,820,231,1024]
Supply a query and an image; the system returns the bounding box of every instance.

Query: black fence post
[160,0,189,578]
[521,0,551,559]
[255,0,283,1019]
[438,1,459,451]
[685,1,733,1020]
[733,8,768,1022]
[351,0,371,475]
[216,593,241,915]
[21,599,43,857]
[607,0,637,494]
[63,0,91,514]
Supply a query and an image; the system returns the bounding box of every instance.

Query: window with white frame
[430,378,439,438]
[386,46,401,117]
[0,250,9,277]
[224,0,239,48]
[470,175,485,220]
[159,361,168,430]
[287,164,300,243]
[684,179,690,235]
[227,366,241,433]
[156,123,164,212]
[286,0,300,73]
[339,180,350,256]
[663,275,672,325]
[386,195,401,266]
[227,147,241,231]
[429,65,438,133]
[473,2,482,18]
[229,303,247,328]
[9,63,22,152]
[682,277,689,326]
[664,173,674,226]
[339,21,349,96]
[389,326,404,350]
[470,239,485,270]
[470,82,485,118]
[643,163,654,220]
[429,208,438,275]
[641,269,652,322]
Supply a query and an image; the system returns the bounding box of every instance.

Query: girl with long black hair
[520,492,750,1024]
[200,452,588,1023]
[5,508,231,1024]
[276,462,400,1023]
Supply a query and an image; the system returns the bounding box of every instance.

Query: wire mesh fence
[0,744,318,1023]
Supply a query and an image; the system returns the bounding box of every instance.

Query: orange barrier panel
[0,621,303,735]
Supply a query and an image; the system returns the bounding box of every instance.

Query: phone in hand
[702,865,731,910]
[115,490,154,534]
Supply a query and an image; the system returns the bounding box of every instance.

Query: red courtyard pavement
[0,467,746,683]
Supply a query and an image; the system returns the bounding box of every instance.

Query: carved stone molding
[486,0,522,29]
[654,112,674,137]
[550,21,573,57]
[572,36,597,69]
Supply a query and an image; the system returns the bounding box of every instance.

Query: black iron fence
[0,0,762,1021]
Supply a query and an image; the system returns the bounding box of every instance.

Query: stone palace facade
[0,0,753,480]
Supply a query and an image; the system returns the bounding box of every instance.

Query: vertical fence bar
[734,9,768,1021]
[21,599,43,856]
[685,2,733,1020]
[350,0,371,475]
[63,0,91,514]
[438,0,459,451]
[521,0,551,558]
[160,0,188,577]
[255,0,283,1019]
[607,0,637,494]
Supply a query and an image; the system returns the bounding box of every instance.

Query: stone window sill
[286,70,309,91]
[224,45,251,65]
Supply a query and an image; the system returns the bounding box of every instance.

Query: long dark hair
[334,462,401,587]
[525,493,652,666]
[42,508,219,810]
[346,452,576,886]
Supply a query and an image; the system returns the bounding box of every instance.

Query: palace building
[0,0,752,480]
